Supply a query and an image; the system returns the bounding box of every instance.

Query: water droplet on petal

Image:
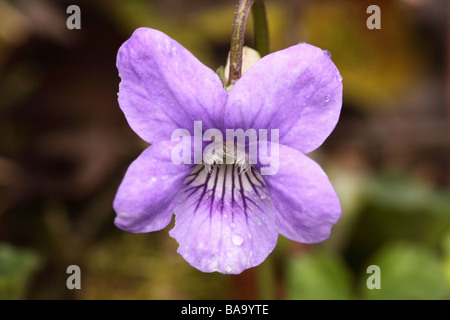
[151,177,157,182]
[337,75,343,82]
[298,41,306,44]
[232,234,244,246]
[323,50,331,58]
[226,265,233,273]
[324,95,330,103]
[260,195,267,200]
[227,251,232,258]
[230,222,237,229]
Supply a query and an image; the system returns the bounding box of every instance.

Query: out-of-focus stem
[256,256,277,300]
[252,0,269,57]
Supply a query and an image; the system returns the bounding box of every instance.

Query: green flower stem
[256,256,277,300]
[252,0,269,57]
[227,0,256,87]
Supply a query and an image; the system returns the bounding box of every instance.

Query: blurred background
[0,0,449,300]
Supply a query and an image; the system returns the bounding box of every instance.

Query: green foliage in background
[0,243,40,299]
[362,243,447,300]
[286,172,450,300]
[287,251,354,300]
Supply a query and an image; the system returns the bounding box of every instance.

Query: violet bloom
[114,28,342,274]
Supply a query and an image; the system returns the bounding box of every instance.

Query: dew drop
[226,265,233,273]
[323,50,331,58]
[260,194,267,200]
[337,75,343,82]
[324,95,330,103]
[227,251,232,258]
[151,177,157,182]
[230,222,237,229]
[232,234,244,246]
[298,41,306,44]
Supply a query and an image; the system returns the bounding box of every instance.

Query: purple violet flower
[114,28,343,274]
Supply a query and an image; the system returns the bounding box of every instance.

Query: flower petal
[225,43,343,154]
[117,27,228,143]
[113,140,193,233]
[169,164,278,274]
[262,143,341,243]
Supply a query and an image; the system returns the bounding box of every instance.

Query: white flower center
[203,142,251,175]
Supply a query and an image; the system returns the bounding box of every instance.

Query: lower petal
[169,164,278,274]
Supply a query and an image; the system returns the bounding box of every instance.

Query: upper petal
[117,28,228,143]
[225,43,343,154]
[262,143,341,243]
[113,140,193,233]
